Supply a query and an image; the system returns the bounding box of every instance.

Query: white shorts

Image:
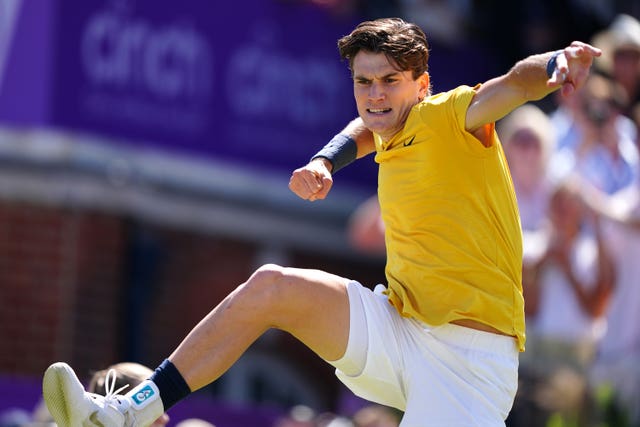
[328,282,519,427]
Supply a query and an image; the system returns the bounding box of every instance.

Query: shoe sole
[43,362,92,427]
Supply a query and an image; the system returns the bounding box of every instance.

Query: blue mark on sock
[131,385,155,405]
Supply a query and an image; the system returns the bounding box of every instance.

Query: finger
[569,41,602,57]
[288,176,303,197]
[306,176,331,201]
[556,51,570,75]
[304,168,326,189]
[289,172,307,195]
[566,48,580,59]
[547,67,568,87]
[560,81,576,97]
[306,171,333,200]
[314,176,333,199]
[302,180,322,200]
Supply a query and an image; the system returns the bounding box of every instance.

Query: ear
[418,72,430,99]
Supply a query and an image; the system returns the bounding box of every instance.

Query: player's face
[352,51,429,141]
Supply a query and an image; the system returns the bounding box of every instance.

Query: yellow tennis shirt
[374,85,526,351]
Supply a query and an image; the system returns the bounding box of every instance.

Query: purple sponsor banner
[0,1,504,192]
[45,0,377,190]
[0,0,54,125]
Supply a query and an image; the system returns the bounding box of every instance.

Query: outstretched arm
[466,41,601,134]
[579,178,640,230]
[561,214,615,318]
[289,118,375,201]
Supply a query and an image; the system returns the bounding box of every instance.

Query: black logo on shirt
[403,136,416,146]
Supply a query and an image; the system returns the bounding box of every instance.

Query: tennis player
[42,18,600,427]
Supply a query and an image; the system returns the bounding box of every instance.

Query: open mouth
[367,108,391,114]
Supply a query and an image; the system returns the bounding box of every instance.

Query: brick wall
[0,198,385,411]
[144,231,257,364]
[0,201,260,379]
[0,201,125,376]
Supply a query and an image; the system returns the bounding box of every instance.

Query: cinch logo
[225,33,350,127]
[80,6,212,101]
[131,385,155,405]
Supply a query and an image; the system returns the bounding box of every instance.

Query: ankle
[148,359,191,410]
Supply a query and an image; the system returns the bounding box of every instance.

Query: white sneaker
[43,362,164,427]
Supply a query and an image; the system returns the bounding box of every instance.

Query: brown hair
[88,362,153,395]
[338,18,429,80]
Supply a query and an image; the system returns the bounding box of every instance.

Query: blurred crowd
[503,13,640,427]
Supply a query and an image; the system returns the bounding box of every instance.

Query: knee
[242,263,287,302]
[252,263,286,284]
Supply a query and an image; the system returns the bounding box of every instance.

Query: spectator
[579,172,640,426]
[175,419,215,427]
[351,404,400,427]
[88,363,170,427]
[347,195,385,256]
[514,179,616,426]
[0,409,30,427]
[498,103,556,231]
[592,14,640,114]
[24,399,56,427]
[633,101,640,134]
[549,73,637,194]
[396,0,472,48]
[498,105,557,356]
[274,405,317,427]
[525,180,615,367]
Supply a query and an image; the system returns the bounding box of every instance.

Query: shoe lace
[103,368,130,404]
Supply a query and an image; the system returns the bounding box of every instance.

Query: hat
[591,14,640,74]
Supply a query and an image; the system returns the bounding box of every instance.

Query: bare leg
[168,264,351,392]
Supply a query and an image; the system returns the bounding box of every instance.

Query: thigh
[268,266,352,363]
[333,284,408,411]
[168,265,352,392]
